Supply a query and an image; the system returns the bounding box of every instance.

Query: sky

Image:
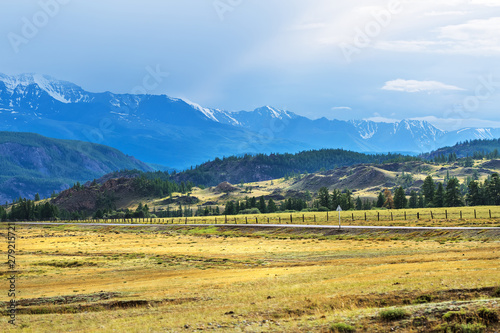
[1,0,500,131]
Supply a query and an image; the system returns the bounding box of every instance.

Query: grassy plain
[1,224,499,332]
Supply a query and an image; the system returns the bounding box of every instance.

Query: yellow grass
[34,205,500,228]
[1,224,499,332]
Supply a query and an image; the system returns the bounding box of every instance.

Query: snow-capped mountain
[1,73,499,169]
[0,73,92,105]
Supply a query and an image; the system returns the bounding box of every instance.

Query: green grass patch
[379,308,408,321]
[330,322,355,332]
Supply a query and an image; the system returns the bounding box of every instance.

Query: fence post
[445,210,448,219]
[279,217,281,224]
[365,212,367,221]
[234,217,237,224]
[489,209,492,219]
[215,217,217,224]
[326,211,329,221]
[245,217,248,224]
[225,215,227,224]
[391,212,393,221]
[267,217,270,224]
[460,211,462,219]
[314,215,316,223]
[404,211,406,220]
[290,214,292,224]
[430,211,433,219]
[255,217,258,224]
[352,213,354,221]
[417,212,420,220]
[303,214,305,223]
[377,212,380,221]
[474,209,476,219]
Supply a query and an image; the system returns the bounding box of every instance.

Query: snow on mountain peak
[255,106,294,119]
[183,98,219,122]
[0,73,90,104]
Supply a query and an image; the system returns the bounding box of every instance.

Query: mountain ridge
[1,73,500,169]
[0,131,152,203]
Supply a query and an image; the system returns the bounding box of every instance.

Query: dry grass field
[51,206,500,228]
[1,224,499,332]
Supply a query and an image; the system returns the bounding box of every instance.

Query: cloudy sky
[1,0,499,130]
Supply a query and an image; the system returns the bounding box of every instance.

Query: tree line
[1,199,60,221]
[167,149,420,187]
[223,196,309,215]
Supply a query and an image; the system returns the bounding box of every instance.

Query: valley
[1,224,498,332]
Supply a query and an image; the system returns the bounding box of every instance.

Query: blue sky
[1,0,500,131]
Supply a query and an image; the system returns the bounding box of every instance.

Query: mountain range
[1,73,500,169]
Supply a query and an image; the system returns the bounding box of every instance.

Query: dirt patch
[160,195,199,205]
[2,296,204,315]
[482,159,500,170]
[290,165,389,192]
[11,292,120,307]
[212,182,239,194]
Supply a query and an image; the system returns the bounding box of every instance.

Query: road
[10,222,500,230]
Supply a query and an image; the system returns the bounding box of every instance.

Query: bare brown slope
[288,165,389,192]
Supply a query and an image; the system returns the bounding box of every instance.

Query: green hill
[168,149,418,186]
[424,138,500,161]
[0,131,152,203]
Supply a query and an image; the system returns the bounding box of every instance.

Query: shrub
[443,310,467,322]
[379,308,408,321]
[434,323,486,333]
[238,208,261,215]
[330,322,355,332]
[414,294,432,304]
[412,316,428,327]
[476,307,498,324]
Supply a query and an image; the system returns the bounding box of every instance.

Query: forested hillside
[168,149,418,186]
[0,132,152,203]
[424,138,500,161]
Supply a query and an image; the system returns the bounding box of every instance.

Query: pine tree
[376,192,385,208]
[409,190,418,208]
[466,180,483,206]
[433,182,445,207]
[267,199,277,213]
[418,193,425,208]
[258,196,267,213]
[34,193,40,201]
[355,197,363,210]
[487,173,500,205]
[422,176,435,206]
[318,187,330,209]
[445,178,463,207]
[393,187,407,209]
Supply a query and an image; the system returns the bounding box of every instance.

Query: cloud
[382,79,465,93]
[289,22,327,31]
[376,17,500,55]
[364,116,399,123]
[331,106,352,110]
[470,0,500,6]
[423,11,467,16]
[410,116,500,131]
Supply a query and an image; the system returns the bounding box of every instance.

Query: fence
[9,207,500,225]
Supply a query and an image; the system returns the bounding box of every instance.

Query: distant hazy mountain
[0,131,152,203]
[1,73,499,169]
